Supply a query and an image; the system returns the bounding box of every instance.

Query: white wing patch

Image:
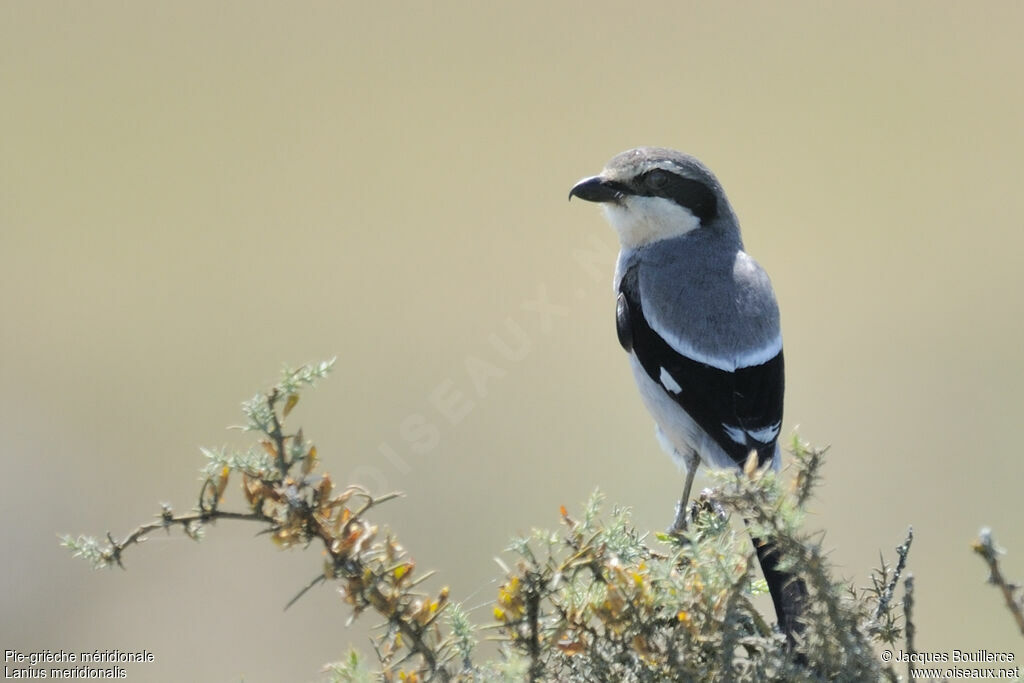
[658,366,682,394]
[722,424,747,444]
[748,422,782,443]
[722,421,782,445]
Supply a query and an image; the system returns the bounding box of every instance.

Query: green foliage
[60,534,108,570]
[323,649,374,683]
[62,361,1022,682]
[490,460,897,683]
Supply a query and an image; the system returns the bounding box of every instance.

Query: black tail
[751,533,807,649]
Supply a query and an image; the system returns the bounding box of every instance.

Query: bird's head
[570,147,736,250]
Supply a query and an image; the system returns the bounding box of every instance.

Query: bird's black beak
[569,175,627,203]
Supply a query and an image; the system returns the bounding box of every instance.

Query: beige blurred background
[3,2,1023,681]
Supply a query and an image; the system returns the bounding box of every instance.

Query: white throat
[602,196,700,249]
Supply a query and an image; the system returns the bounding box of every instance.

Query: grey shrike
[570,147,805,643]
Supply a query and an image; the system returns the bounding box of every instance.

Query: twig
[903,573,916,681]
[973,528,1024,636]
[873,527,913,623]
[266,389,290,479]
[285,573,328,611]
[106,509,268,569]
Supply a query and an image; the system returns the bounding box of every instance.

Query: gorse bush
[62,362,1021,682]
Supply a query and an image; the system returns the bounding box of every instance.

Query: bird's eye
[645,169,670,191]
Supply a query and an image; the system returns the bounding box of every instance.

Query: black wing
[617,263,784,468]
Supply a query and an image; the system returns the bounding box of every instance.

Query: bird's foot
[667,489,726,540]
[668,500,689,538]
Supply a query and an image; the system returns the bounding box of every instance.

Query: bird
[569,146,805,643]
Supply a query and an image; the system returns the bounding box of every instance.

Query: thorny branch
[62,360,1024,682]
[973,528,1024,637]
[62,361,456,682]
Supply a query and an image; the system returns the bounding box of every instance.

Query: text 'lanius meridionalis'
[569,147,805,642]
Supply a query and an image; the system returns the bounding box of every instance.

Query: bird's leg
[670,450,701,535]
